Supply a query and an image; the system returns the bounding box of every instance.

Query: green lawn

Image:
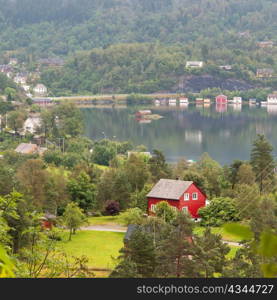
[226,246,239,259]
[58,230,124,271]
[88,215,125,226]
[47,166,71,178]
[193,226,243,242]
[94,164,110,171]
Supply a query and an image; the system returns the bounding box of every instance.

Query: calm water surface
[82,104,277,165]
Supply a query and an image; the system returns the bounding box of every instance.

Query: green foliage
[40,102,83,138]
[0,1,276,93]
[63,202,87,241]
[112,228,156,278]
[92,143,116,166]
[120,208,145,226]
[199,197,240,227]
[258,231,277,258]
[192,228,230,277]
[224,223,253,241]
[250,134,276,192]
[149,149,171,181]
[0,245,15,278]
[67,172,96,212]
[183,171,208,194]
[223,223,277,278]
[155,201,177,223]
[195,153,223,197]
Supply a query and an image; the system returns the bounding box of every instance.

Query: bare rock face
[175,75,257,93]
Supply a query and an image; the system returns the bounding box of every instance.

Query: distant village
[0,56,65,99]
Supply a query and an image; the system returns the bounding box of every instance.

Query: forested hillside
[41,42,276,95]
[0,0,276,56]
[0,0,276,94]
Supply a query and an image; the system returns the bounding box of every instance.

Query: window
[184,193,189,201]
[192,193,198,200]
[150,204,156,212]
[182,206,188,214]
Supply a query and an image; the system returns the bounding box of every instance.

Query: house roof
[257,68,274,73]
[124,224,139,241]
[147,179,193,200]
[15,143,38,154]
[35,84,47,89]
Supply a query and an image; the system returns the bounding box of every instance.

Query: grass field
[226,246,239,259]
[57,227,239,278]
[88,215,125,226]
[193,226,243,242]
[58,230,124,272]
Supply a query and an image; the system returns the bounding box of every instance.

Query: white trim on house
[151,204,156,212]
[184,193,190,201]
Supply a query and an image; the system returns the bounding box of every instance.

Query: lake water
[82,103,277,165]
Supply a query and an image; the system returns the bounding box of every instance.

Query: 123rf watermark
[137,284,275,296]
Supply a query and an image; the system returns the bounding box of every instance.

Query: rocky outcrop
[175,75,258,92]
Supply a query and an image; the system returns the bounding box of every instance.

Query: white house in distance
[33,84,48,96]
[14,73,28,85]
[186,61,204,68]
[232,97,242,104]
[23,116,41,134]
[267,93,277,105]
[22,85,30,92]
[9,58,18,65]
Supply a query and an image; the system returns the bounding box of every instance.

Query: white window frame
[151,204,156,212]
[192,192,198,200]
[184,193,190,201]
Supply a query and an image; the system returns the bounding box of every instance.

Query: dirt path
[81,225,127,233]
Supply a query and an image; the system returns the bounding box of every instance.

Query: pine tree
[192,228,230,277]
[155,213,197,277]
[112,228,156,278]
[250,135,276,192]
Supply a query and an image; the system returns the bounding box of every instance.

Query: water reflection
[215,103,228,113]
[82,104,277,165]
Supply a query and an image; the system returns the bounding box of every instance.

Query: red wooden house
[215,94,228,104]
[147,179,207,219]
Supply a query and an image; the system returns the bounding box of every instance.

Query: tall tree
[67,172,96,212]
[16,159,47,209]
[155,213,196,277]
[111,228,156,278]
[149,150,171,181]
[250,135,275,192]
[63,202,87,241]
[236,163,256,186]
[192,228,230,278]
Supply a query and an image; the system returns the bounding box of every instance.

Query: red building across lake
[147,179,207,219]
[215,94,228,104]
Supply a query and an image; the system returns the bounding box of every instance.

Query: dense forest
[0,0,276,56]
[41,42,277,95]
[0,0,276,94]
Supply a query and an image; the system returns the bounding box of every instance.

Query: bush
[88,211,102,217]
[155,201,177,223]
[199,197,240,227]
[105,201,120,216]
[120,208,145,226]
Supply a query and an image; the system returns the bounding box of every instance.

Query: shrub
[105,201,120,216]
[120,208,145,226]
[199,197,240,227]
